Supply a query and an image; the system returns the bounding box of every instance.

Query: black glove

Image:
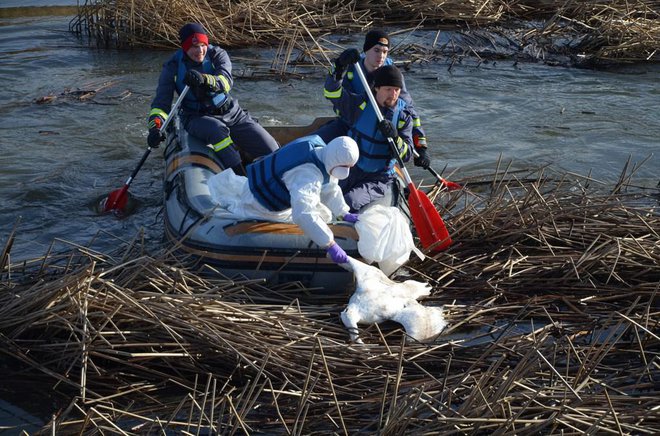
[147,127,165,148]
[377,119,398,141]
[333,48,360,80]
[414,147,431,169]
[183,70,205,90]
[185,70,223,91]
[336,48,360,67]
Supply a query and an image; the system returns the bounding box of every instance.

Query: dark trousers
[339,165,394,213]
[183,104,279,170]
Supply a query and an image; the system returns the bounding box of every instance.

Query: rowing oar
[354,63,451,252]
[411,149,463,191]
[102,85,190,214]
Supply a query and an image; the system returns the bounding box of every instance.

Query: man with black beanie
[147,23,279,175]
[315,29,431,170]
[323,62,415,212]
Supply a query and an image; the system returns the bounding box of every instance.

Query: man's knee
[243,126,279,160]
[343,190,370,213]
[216,147,242,170]
[186,117,229,144]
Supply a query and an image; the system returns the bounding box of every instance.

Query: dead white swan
[340,257,447,344]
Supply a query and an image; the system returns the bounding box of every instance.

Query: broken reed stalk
[0,164,658,434]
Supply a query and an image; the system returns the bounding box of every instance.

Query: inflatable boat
[162,116,405,291]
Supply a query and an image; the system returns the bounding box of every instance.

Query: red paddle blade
[103,186,129,212]
[440,178,462,191]
[407,185,452,252]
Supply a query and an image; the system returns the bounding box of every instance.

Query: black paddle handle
[123,148,152,186]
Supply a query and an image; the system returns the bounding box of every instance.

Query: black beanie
[373,65,404,89]
[363,29,390,52]
[179,23,207,44]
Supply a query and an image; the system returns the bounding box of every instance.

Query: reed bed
[0,161,658,434]
[505,0,660,64]
[69,0,659,68]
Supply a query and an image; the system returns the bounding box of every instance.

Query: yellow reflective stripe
[413,117,422,128]
[359,101,366,110]
[212,137,234,152]
[396,137,408,158]
[347,71,354,80]
[149,108,168,121]
[218,75,230,92]
[207,75,216,88]
[397,119,405,129]
[324,88,342,99]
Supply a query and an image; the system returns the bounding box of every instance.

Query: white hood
[315,136,359,180]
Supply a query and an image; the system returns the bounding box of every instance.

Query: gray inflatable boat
[162,116,404,291]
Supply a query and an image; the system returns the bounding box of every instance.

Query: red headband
[182,33,209,52]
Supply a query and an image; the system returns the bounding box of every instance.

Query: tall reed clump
[69,0,659,67]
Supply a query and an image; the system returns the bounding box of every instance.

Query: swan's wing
[391,304,447,342]
[402,280,432,300]
[376,280,431,301]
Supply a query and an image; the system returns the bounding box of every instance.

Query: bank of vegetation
[69,0,659,70]
[1,162,658,433]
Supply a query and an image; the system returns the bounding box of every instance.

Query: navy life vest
[248,135,329,211]
[175,48,227,112]
[349,99,405,173]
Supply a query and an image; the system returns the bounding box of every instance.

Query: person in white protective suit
[207,134,360,264]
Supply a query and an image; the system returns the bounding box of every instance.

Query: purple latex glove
[327,243,348,264]
[343,213,359,223]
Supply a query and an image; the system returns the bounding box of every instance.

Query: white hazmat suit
[208,136,359,249]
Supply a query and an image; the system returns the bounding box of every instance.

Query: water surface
[1,9,658,262]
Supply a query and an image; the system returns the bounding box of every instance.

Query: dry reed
[69,0,659,69]
[1,160,658,434]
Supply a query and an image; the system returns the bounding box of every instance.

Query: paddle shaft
[122,86,190,187]
[413,149,454,185]
[104,86,190,212]
[428,167,461,191]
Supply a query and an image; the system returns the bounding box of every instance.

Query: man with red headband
[147,23,279,175]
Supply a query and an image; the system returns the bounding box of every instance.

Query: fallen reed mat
[1,162,658,434]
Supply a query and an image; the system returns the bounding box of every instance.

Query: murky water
[1,7,658,262]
